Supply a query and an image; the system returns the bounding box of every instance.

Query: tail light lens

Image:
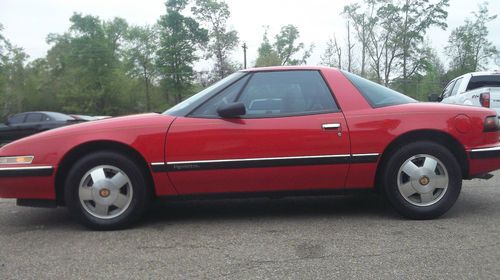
[480,92,490,107]
[484,116,499,132]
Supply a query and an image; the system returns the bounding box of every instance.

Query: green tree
[255,25,311,67]
[274,25,312,65]
[0,24,29,118]
[397,0,449,93]
[157,0,208,104]
[192,0,239,80]
[320,36,342,68]
[445,2,498,75]
[125,25,159,111]
[255,27,281,67]
[46,14,131,115]
[343,1,377,77]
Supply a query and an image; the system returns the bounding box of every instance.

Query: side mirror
[428,93,442,102]
[217,102,246,118]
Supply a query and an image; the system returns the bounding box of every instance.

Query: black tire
[381,141,462,220]
[64,151,151,230]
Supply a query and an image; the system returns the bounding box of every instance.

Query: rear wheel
[381,141,462,219]
[65,151,151,230]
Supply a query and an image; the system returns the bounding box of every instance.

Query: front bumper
[0,165,56,199]
[468,146,500,177]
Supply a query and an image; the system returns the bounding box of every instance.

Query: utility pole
[242,42,247,69]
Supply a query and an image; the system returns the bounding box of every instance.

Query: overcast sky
[1,0,499,70]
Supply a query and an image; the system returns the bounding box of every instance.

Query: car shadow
[143,193,394,225]
[1,190,491,231]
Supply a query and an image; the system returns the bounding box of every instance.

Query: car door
[3,113,28,142]
[17,113,44,134]
[165,70,351,195]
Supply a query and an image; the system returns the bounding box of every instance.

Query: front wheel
[64,151,151,230]
[381,141,462,219]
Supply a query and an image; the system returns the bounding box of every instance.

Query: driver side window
[237,71,338,117]
[442,80,456,98]
[190,75,249,117]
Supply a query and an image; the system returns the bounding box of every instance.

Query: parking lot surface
[1,171,499,279]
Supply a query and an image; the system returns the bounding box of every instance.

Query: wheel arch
[375,129,468,190]
[55,140,155,205]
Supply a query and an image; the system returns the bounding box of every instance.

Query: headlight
[0,156,34,164]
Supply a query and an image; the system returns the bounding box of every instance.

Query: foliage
[1,0,500,117]
[445,2,498,75]
[192,0,239,80]
[124,25,159,111]
[255,27,281,67]
[255,25,312,67]
[157,0,208,104]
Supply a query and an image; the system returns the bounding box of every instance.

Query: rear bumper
[0,166,56,199]
[468,146,500,177]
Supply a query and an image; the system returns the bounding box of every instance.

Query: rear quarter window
[342,71,416,108]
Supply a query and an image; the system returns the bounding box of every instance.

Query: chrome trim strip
[166,154,351,165]
[469,146,500,152]
[469,146,500,159]
[0,165,53,171]
[352,153,380,157]
[150,162,166,166]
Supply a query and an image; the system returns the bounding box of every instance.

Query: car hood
[3,113,175,147]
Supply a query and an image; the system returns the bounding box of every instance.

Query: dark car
[0,111,82,145]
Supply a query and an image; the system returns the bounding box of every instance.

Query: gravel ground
[0,171,499,279]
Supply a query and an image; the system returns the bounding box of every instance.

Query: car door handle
[322,123,340,130]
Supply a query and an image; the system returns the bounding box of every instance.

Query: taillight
[480,92,490,107]
[483,116,499,132]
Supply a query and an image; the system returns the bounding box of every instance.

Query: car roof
[469,71,500,77]
[242,66,338,73]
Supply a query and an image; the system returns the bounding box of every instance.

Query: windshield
[342,71,417,108]
[164,72,247,116]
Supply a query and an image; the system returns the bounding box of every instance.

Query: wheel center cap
[419,176,430,186]
[99,188,111,198]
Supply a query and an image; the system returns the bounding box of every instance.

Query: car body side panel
[0,175,55,199]
[324,67,499,185]
[165,112,351,194]
[0,113,177,198]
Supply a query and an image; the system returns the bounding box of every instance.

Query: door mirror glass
[217,102,246,118]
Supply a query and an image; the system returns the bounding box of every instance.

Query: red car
[1,67,499,230]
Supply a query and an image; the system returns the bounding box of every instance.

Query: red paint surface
[0,67,499,199]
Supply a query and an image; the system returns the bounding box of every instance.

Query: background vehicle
[1,67,500,230]
[430,71,500,115]
[0,111,85,146]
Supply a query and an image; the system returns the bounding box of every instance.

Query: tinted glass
[467,75,500,91]
[191,75,250,117]
[342,71,416,107]
[25,113,43,123]
[164,72,247,116]
[8,114,25,124]
[45,112,73,121]
[442,80,456,98]
[451,77,463,96]
[237,71,338,117]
